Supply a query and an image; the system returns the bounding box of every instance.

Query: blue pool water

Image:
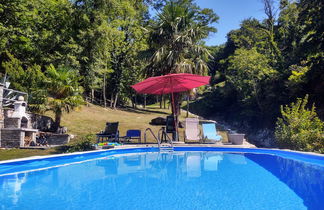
[0,148,323,210]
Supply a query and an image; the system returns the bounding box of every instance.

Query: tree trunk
[170,93,181,141]
[103,74,106,108]
[186,95,189,117]
[54,111,62,132]
[110,93,114,108]
[163,95,166,109]
[143,94,146,108]
[159,95,162,109]
[134,94,137,109]
[171,92,181,116]
[91,89,94,103]
[131,97,135,108]
[113,92,119,109]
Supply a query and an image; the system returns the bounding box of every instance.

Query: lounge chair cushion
[202,123,222,141]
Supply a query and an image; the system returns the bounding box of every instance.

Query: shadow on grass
[120,107,170,115]
[50,146,69,154]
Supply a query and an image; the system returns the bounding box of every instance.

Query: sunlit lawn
[0,102,227,161]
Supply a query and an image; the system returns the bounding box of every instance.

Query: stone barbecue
[0,96,38,148]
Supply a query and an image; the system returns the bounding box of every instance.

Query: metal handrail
[144,128,160,148]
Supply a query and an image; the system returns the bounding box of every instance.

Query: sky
[195,0,267,46]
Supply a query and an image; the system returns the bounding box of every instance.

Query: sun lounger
[202,123,222,143]
[96,122,119,142]
[184,118,201,143]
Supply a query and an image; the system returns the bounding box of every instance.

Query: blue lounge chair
[202,123,222,143]
[121,129,141,143]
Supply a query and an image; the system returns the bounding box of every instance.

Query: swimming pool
[0,147,323,209]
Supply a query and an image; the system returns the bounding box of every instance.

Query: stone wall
[4,109,55,131]
[47,134,70,145]
[28,113,55,132]
[1,129,24,148]
[4,118,20,128]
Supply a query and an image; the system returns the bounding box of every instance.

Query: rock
[247,129,276,147]
[56,126,68,134]
[150,117,166,125]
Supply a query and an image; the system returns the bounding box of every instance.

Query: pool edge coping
[1,145,323,165]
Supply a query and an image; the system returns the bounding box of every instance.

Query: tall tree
[146,0,217,116]
[74,0,148,108]
[146,0,218,76]
[227,47,277,124]
[297,0,324,117]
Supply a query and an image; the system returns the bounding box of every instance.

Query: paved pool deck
[114,140,256,149]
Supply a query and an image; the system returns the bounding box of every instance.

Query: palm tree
[146,0,218,116]
[45,65,84,131]
[146,0,217,75]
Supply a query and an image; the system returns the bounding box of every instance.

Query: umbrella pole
[171,92,178,142]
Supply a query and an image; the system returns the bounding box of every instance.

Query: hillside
[61,104,191,142]
[1,104,226,160]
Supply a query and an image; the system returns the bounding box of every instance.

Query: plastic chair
[96,122,119,142]
[184,118,201,143]
[121,130,141,143]
[202,123,222,142]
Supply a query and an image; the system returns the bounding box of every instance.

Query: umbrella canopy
[131,73,210,142]
[131,73,210,95]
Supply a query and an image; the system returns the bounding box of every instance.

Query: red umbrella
[131,73,210,95]
[131,73,210,141]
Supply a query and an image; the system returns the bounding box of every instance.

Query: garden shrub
[275,95,324,153]
[55,134,95,153]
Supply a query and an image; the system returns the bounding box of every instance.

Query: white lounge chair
[184,118,201,143]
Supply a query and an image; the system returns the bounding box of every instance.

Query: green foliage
[144,0,218,117]
[56,134,95,153]
[146,0,218,76]
[275,95,324,153]
[74,0,149,107]
[200,0,324,133]
[44,65,84,129]
[1,51,84,129]
[1,0,323,151]
[0,0,79,67]
[1,52,45,93]
[227,48,277,101]
[0,0,218,110]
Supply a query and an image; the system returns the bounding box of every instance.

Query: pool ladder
[143,128,174,152]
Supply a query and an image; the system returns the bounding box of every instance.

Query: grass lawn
[0,103,228,161]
